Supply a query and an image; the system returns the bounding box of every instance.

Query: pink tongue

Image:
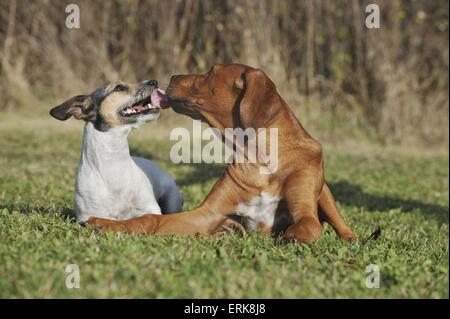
[134,104,146,111]
[151,89,168,109]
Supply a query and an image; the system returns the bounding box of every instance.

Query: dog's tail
[318,182,357,241]
[361,227,382,245]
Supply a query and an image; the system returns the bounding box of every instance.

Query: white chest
[73,123,161,222]
[74,158,161,222]
[236,192,280,230]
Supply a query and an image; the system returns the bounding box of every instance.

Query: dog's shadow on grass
[6,143,445,225]
[176,162,226,186]
[158,163,449,224]
[126,147,450,224]
[129,145,226,186]
[329,181,449,224]
[1,180,447,226]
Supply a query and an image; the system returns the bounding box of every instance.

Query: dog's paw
[340,229,358,242]
[215,218,246,235]
[85,217,113,232]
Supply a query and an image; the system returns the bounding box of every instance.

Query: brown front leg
[86,213,159,234]
[86,208,225,235]
[86,173,242,235]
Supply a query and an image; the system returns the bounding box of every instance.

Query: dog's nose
[144,80,158,88]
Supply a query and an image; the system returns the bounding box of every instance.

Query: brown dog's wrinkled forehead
[209,63,253,81]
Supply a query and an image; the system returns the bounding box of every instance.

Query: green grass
[0,114,448,298]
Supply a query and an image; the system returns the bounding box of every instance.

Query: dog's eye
[114,84,128,92]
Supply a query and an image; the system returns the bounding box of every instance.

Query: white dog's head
[49,80,168,131]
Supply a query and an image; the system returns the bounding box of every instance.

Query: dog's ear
[235,68,278,128]
[49,95,95,121]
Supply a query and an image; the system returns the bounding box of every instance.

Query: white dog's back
[132,157,183,213]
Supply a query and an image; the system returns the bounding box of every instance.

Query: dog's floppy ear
[235,68,278,128]
[49,95,95,121]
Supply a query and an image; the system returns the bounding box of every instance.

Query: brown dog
[87,64,356,243]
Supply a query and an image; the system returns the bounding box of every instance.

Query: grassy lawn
[0,112,448,298]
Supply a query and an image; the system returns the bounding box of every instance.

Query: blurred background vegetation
[0,0,448,147]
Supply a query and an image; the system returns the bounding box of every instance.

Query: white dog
[50,80,183,222]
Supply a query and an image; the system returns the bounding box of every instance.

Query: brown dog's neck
[201,94,312,155]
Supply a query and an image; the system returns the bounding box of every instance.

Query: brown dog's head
[165,64,281,130]
[50,80,167,131]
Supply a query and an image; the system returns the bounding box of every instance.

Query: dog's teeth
[122,103,155,116]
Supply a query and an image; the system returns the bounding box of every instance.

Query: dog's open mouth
[120,89,168,117]
[120,102,157,117]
